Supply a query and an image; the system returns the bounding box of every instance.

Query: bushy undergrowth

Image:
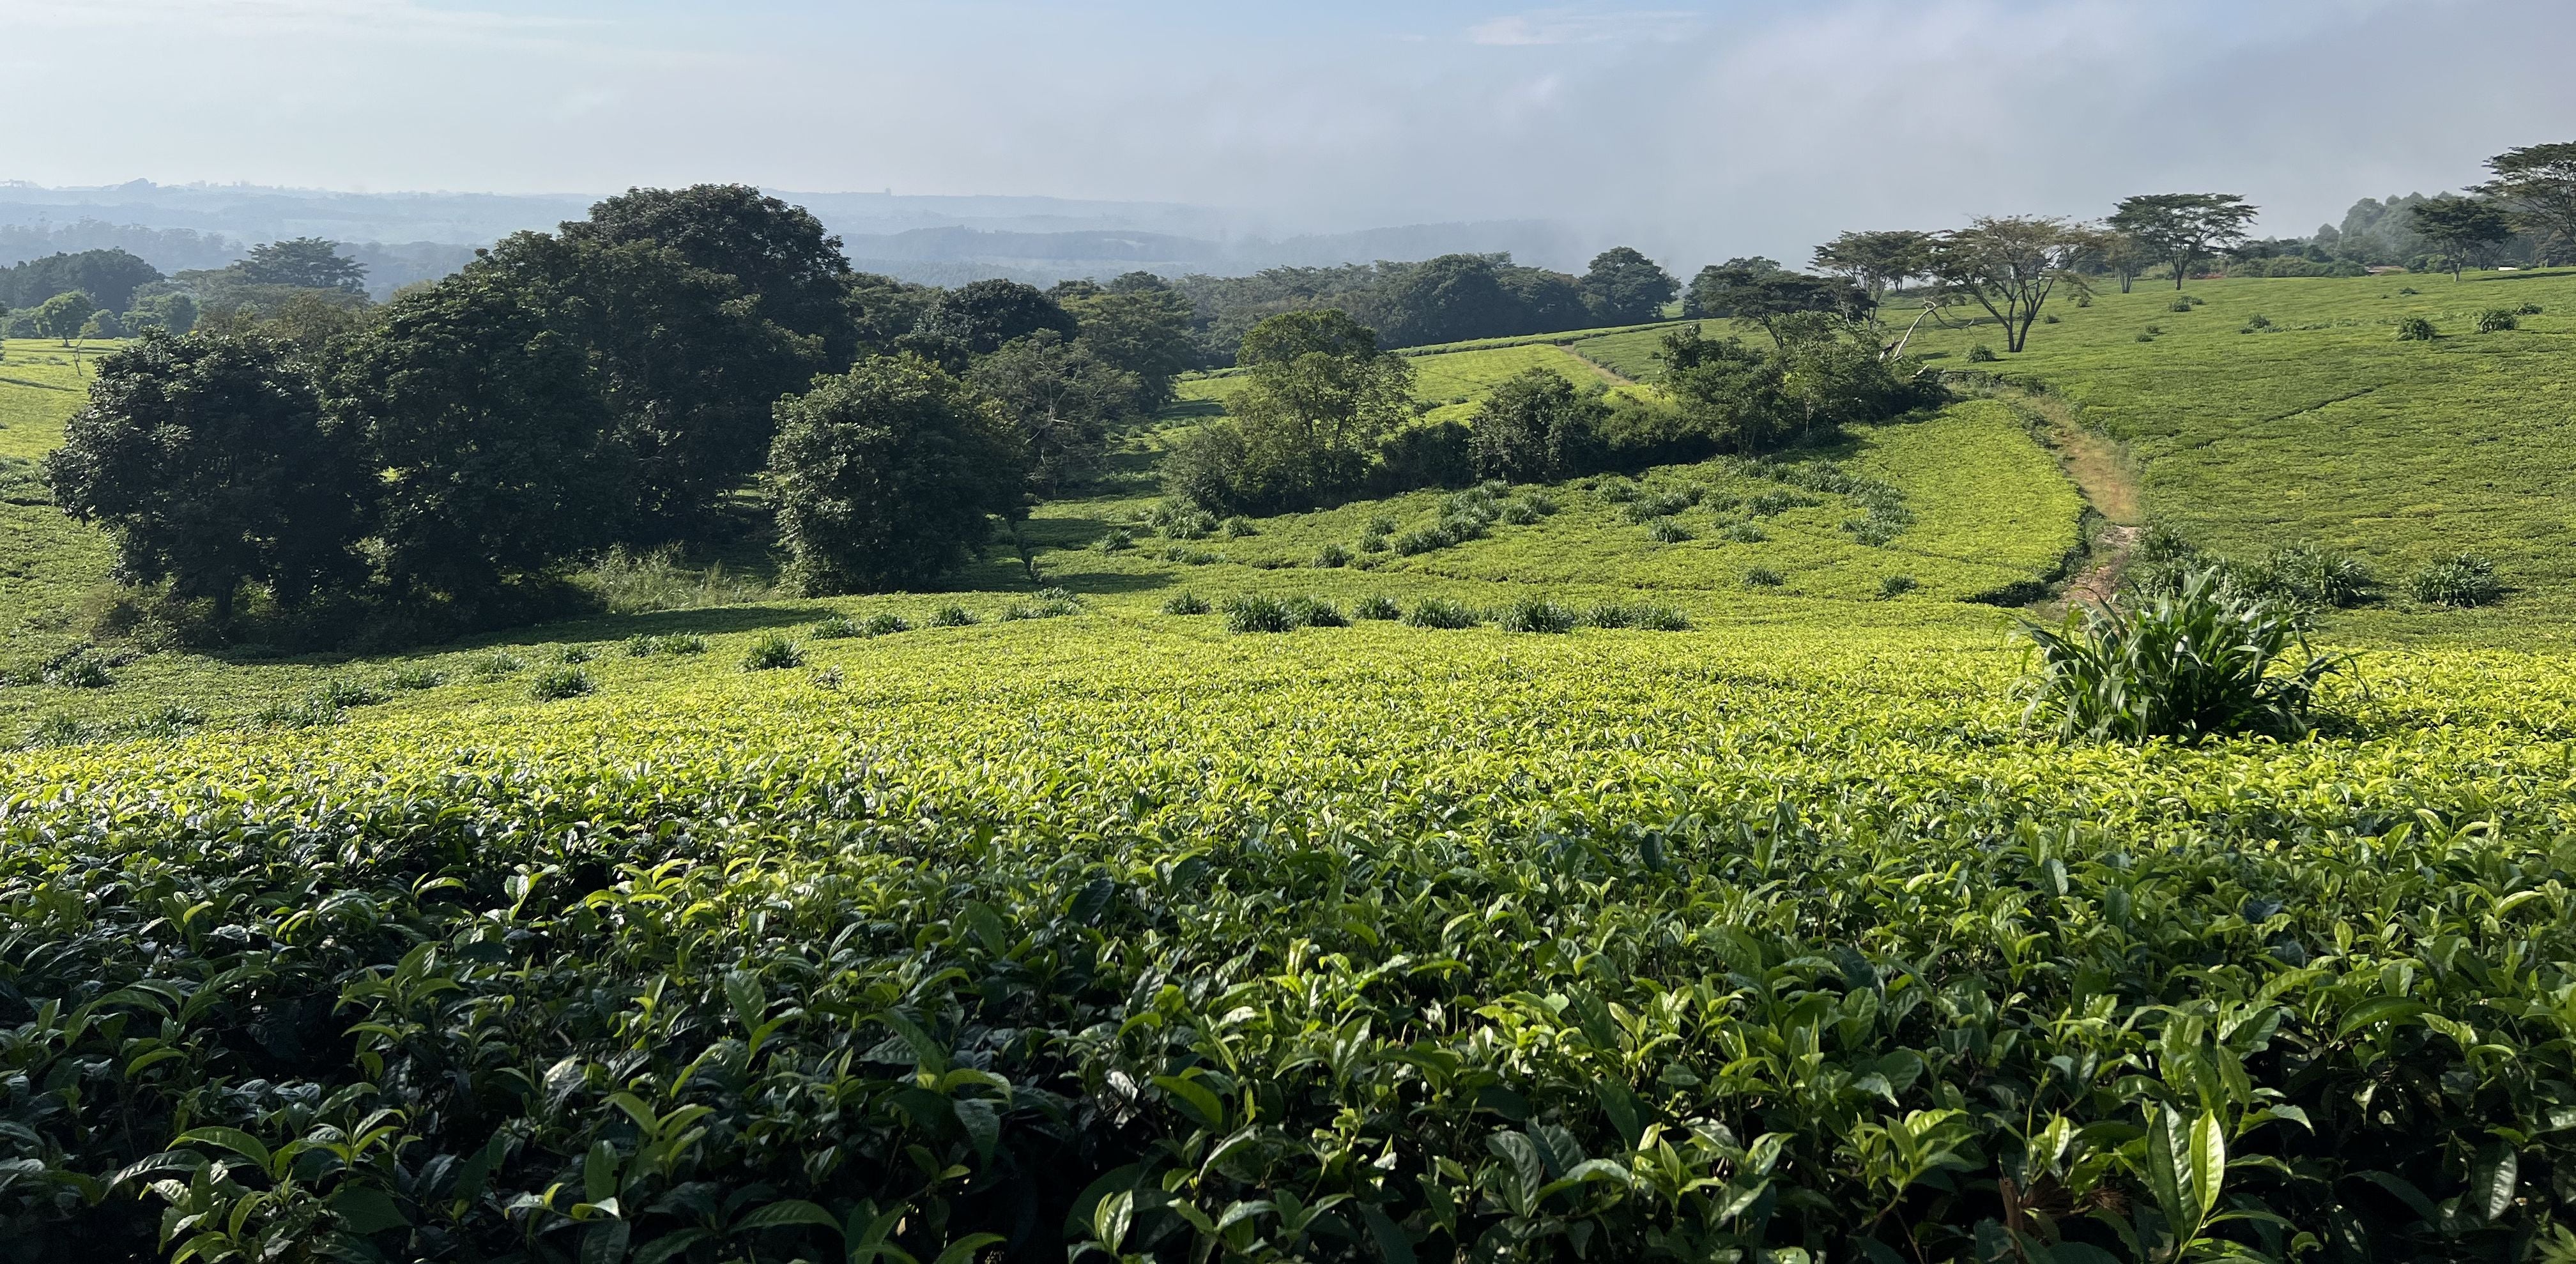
[740,631,803,671]
[2410,553,2503,607]
[2022,569,2345,742]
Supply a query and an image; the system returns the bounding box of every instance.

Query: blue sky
[5,0,2572,263]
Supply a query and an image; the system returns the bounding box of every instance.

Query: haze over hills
[0,179,1602,296]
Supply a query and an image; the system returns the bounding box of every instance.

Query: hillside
[5,271,2576,1261]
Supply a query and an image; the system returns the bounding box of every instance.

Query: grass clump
[2021,570,2343,742]
[468,653,526,681]
[2409,554,2502,607]
[864,612,911,637]
[1314,542,1351,568]
[1965,344,1998,362]
[810,613,862,639]
[387,665,445,690]
[1353,594,1402,621]
[528,666,595,701]
[1092,528,1133,554]
[553,644,594,664]
[1222,595,1293,634]
[929,604,976,627]
[1402,597,1482,630]
[1879,574,1919,598]
[2476,308,2520,333]
[1160,591,1211,616]
[2395,316,2437,341]
[316,680,388,710]
[1645,517,1694,543]
[1282,597,1347,628]
[1498,597,1577,634]
[1744,566,1786,588]
[1003,588,1083,621]
[741,632,804,671]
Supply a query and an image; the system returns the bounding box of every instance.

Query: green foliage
[386,665,445,690]
[967,329,1138,492]
[468,652,526,680]
[864,612,910,636]
[1172,312,1418,514]
[1222,593,1293,633]
[1160,591,1210,615]
[1469,368,1605,483]
[527,665,595,700]
[1402,596,1482,628]
[2394,316,2437,340]
[810,613,862,639]
[1497,596,1577,633]
[1646,517,1693,543]
[1313,542,1351,568]
[1744,566,1785,587]
[567,183,856,359]
[2021,570,2343,742]
[2410,553,2503,606]
[929,604,977,627]
[1879,574,1919,598]
[1577,246,1680,325]
[767,354,1027,596]
[1966,344,1998,362]
[2476,307,2520,333]
[740,630,804,671]
[238,236,369,292]
[1353,593,1402,620]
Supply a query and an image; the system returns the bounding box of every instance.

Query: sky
[5,0,2573,264]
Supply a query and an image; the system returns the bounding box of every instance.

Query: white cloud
[1467,8,1701,47]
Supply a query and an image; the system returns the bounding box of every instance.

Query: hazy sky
[6,0,2573,262]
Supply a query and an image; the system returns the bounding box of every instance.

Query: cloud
[1466,8,1703,47]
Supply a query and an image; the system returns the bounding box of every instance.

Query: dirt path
[1988,384,2146,607]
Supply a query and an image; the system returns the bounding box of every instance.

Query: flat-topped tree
[2108,193,2258,288]
[1929,217,2106,353]
[240,238,368,293]
[2410,197,2514,280]
[1812,231,1935,308]
[2474,142,2576,256]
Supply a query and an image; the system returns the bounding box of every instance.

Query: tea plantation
[5,270,2576,1264]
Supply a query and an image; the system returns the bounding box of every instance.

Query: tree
[0,248,164,313]
[2409,197,2514,280]
[1469,369,1604,482]
[2096,231,2150,293]
[328,274,619,598]
[1373,254,1519,347]
[125,291,199,335]
[1929,217,2105,353]
[847,271,937,355]
[77,309,127,340]
[1682,258,1786,318]
[31,291,98,344]
[569,185,856,361]
[1811,231,1935,308]
[1658,326,1791,453]
[903,280,1078,368]
[43,331,366,618]
[1172,310,1416,512]
[767,354,1027,595]
[1577,247,1678,325]
[2107,194,2258,289]
[239,238,369,292]
[1687,263,1866,346]
[1059,281,1197,409]
[2474,142,2576,257]
[471,231,810,538]
[966,329,1140,492]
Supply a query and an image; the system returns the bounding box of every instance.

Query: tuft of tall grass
[1744,567,1785,588]
[1353,595,1402,621]
[584,545,776,614]
[929,605,977,627]
[741,632,804,671]
[528,666,595,701]
[1161,591,1211,615]
[2409,554,2501,607]
[2020,568,2344,743]
[1498,597,1577,634]
[1403,597,1482,630]
[810,613,862,639]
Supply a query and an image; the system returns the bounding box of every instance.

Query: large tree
[239,238,369,292]
[0,248,164,313]
[2474,142,2576,259]
[903,279,1078,368]
[471,231,810,538]
[767,354,1027,595]
[1169,310,1416,512]
[966,329,1140,492]
[1811,231,1935,308]
[328,274,620,598]
[43,331,366,618]
[2107,194,2259,289]
[1682,257,1784,318]
[1577,247,1679,326]
[2409,197,2514,280]
[1469,368,1604,482]
[1687,263,1866,346]
[568,185,857,361]
[1929,217,2105,353]
[1059,279,1198,409]
[31,291,98,345]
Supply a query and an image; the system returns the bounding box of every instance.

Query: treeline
[1167,308,1940,515]
[1167,247,1679,363]
[43,185,1199,643]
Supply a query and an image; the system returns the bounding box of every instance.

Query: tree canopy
[239,238,369,292]
[1811,231,1935,306]
[2107,194,2259,289]
[1169,311,1416,513]
[570,185,856,361]
[0,248,162,313]
[1930,217,2105,353]
[903,279,1078,367]
[1577,248,1678,326]
[2474,142,2576,256]
[2409,197,2514,280]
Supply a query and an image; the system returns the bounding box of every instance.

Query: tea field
[6,272,2576,1263]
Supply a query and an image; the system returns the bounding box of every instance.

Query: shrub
[864,612,911,636]
[2135,332,2156,343]
[624,634,656,657]
[2143,325,2163,337]
[388,665,445,690]
[1220,516,1258,538]
[528,666,595,701]
[1282,597,1347,628]
[1744,566,1785,588]
[1578,602,1636,629]
[1353,594,1402,621]
[1223,595,1296,634]
[929,604,977,627]
[134,704,207,738]
[47,656,115,690]
[1391,527,1451,557]
[2042,314,2060,324]
[1162,545,1222,565]
[654,633,708,655]
[1646,517,1694,543]
[1091,528,1133,554]
[469,653,526,681]
[1965,344,1998,363]
[1720,523,1768,544]
[2020,569,2344,742]
[1403,597,1482,629]
[2259,543,2375,609]
[1161,591,1211,615]
[741,632,804,671]
[1366,515,1397,534]
[1879,574,1919,598]
[1314,543,1351,568]
[2476,308,2520,333]
[1745,489,1816,516]
[252,698,342,729]
[2246,314,2273,330]
[2409,554,2502,606]
[1148,501,1218,540]
[2395,316,2437,340]
[553,644,595,665]
[1633,604,1692,631]
[1595,478,1640,504]
[1356,532,1390,554]
[1496,501,1540,526]
[2169,297,2194,312]
[2398,286,2420,295]
[1498,597,1577,634]
[810,613,862,639]
[2517,301,2543,316]
[1524,494,1558,516]
[316,680,388,710]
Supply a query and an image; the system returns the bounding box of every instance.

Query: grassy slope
[0,341,114,661]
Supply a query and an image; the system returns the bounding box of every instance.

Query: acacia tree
[2108,194,2258,288]
[1930,217,2106,353]
[2096,231,2150,293]
[2473,143,2576,261]
[43,331,366,618]
[767,354,1028,595]
[2409,197,2514,280]
[1811,231,1935,308]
